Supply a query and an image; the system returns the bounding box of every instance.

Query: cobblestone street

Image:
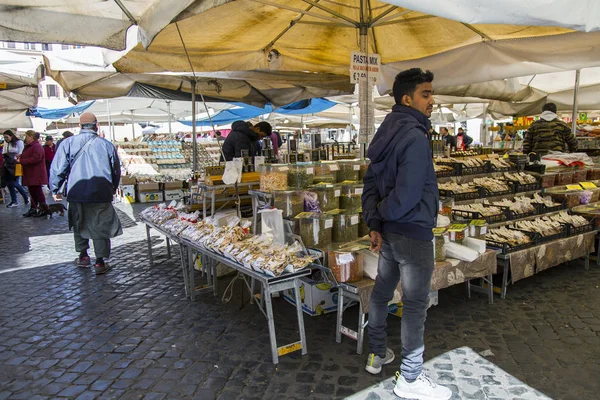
[0,200,599,400]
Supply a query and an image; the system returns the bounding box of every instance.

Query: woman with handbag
[2,130,30,208]
[16,130,47,217]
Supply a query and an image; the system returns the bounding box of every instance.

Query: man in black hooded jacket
[221,121,272,161]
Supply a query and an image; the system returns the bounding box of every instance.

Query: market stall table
[182,239,311,365]
[193,182,260,219]
[336,250,497,354]
[496,231,596,299]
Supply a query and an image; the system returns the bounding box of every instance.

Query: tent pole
[572,69,581,135]
[130,110,135,139]
[191,79,198,174]
[167,100,173,138]
[358,0,373,158]
[106,100,114,142]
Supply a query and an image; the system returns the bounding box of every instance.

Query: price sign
[566,185,582,191]
[350,51,381,84]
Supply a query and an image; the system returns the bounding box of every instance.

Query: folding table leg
[178,244,189,298]
[166,238,171,259]
[357,304,366,355]
[501,261,509,300]
[294,278,308,356]
[487,274,494,304]
[263,284,279,364]
[146,225,153,267]
[336,287,344,344]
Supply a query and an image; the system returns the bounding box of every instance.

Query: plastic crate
[483,187,514,198]
[486,231,538,254]
[536,200,567,214]
[435,168,455,178]
[565,222,594,236]
[439,188,483,201]
[513,181,542,193]
[507,208,538,221]
[452,205,508,224]
[458,161,491,176]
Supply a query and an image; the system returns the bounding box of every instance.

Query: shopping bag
[15,163,22,177]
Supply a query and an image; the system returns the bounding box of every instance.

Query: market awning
[27,101,95,120]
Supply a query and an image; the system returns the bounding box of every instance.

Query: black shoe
[22,208,36,217]
[33,210,47,218]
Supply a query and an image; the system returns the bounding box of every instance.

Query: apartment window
[46,84,58,98]
[42,43,51,51]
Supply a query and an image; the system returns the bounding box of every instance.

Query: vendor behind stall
[441,127,456,149]
[455,128,473,150]
[523,102,577,156]
[221,120,272,161]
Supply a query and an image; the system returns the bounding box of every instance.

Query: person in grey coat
[50,112,122,275]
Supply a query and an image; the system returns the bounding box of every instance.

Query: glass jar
[273,189,304,218]
[328,250,364,283]
[447,224,468,244]
[336,160,360,183]
[258,164,289,192]
[332,213,360,243]
[287,163,315,189]
[468,220,488,239]
[307,184,340,212]
[357,159,371,181]
[297,214,333,250]
[439,198,454,219]
[339,183,363,211]
[433,228,447,262]
[313,162,338,184]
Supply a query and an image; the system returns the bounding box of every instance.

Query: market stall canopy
[379,31,600,94]
[0,0,197,50]
[44,49,353,107]
[0,50,45,129]
[381,0,600,32]
[114,0,578,77]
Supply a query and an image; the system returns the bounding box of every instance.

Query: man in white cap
[50,112,122,274]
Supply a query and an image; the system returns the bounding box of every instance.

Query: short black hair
[215,130,222,136]
[542,103,557,114]
[63,130,74,138]
[255,121,273,136]
[393,68,434,105]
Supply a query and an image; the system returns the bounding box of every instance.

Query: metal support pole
[191,79,198,174]
[572,69,581,135]
[358,19,375,148]
[167,100,173,139]
[130,110,135,139]
[106,100,114,142]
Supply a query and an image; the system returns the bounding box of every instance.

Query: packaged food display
[297,214,334,250]
[432,228,447,262]
[328,250,364,283]
[339,183,363,211]
[357,160,370,181]
[273,189,304,218]
[258,164,289,192]
[332,213,360,243]
[447,224,468,244]
[337,160,360,182]
[287,163,315,188]
[307,184,340,212]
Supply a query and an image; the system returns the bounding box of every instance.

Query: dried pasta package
[332,213,360,243]
[273,189,304,218]
[328,251,364,283]
[258,164,289,192]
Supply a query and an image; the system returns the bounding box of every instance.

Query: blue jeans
[368,232,434,380]
[6,176,29,204]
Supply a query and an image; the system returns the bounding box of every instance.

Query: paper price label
[329,164,340,171]
[337,253,355,264]
[566,184,582,191]
[306,168,314,174]
[353,165,360,171]
[355,188,364,195]
[335,190,341,197]
[325,219,333,229]
[580,182,597,189]
[351,216,359,225]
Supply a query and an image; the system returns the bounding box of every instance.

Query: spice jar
[332,213,360,243]
[439,198,454,219]
[273,189,304,218]
[313,162,338,184]
[308,183,340,212]
[339,183,363,211]
[328,250,364,283]
[447,224,468,244]
[296,214,334,250]
[287,163,315,189]
[432,228,447,262]
[258,164,289,192]
[468,220,488,239]
[336,160,360,183]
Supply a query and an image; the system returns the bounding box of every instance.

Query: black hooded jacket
[221,121,260,161]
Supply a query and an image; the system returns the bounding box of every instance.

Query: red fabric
[43,144,55,163]
[456,135,465,151]
[28,185,46,208]
[20,141,48,186]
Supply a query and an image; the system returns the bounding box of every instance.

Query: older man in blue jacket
[50,112,122,275]
[362,69,451,400]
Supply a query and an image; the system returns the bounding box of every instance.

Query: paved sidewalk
[0,200,599,399]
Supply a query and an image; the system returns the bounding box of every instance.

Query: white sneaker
[365,348,395,374]
[393,372,452,400]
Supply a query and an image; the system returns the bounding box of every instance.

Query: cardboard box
[164,189,185,201]
[118,184,136,203]
[137,182,160,192]
[283,277,353,317]
[162,181,184,190]
[388,290,439,317]
[120,176,137,185]
[137,191,163,203]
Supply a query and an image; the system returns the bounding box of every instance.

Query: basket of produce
[552,211,595,236]
[452,203,508,224]
[485,227,538,254]
[587,168,600,181]
[287,163,315,189]
[491,197,537,220]
[258,164,289,192]
[472,177,513,197]
[489,158,516,172]
[525,193,565,214]
[438,182,482,201]
[509,217,567,243]
[503,172,542,193]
